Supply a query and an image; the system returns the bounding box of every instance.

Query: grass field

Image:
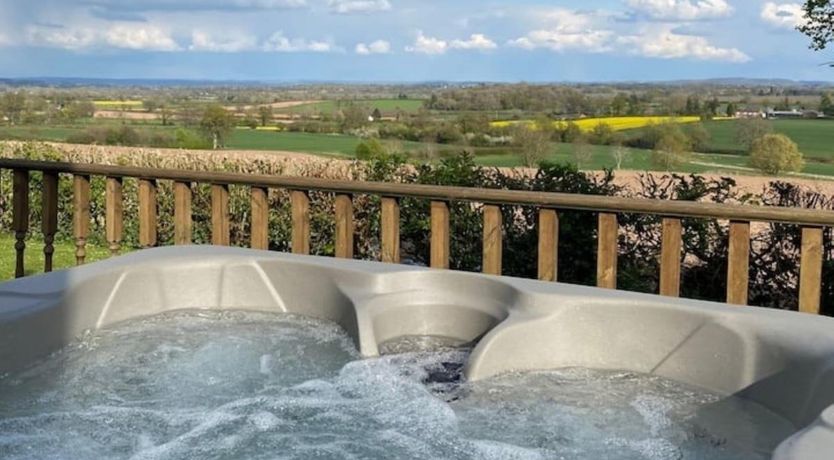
[280,99,425,115]
[702,119,834,159]
[93,100,143,109]
[0,234,112,280]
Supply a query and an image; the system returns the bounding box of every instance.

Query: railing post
[291,190,310,255]
[381,197,400,263]
[106,176,123,257]
[174,181,192,245]
[430,200,450,269]
[211,184,230,246]
[483,204,502,275]
[799,226,823,315]
[42,171,59,272]
[726,221,750,305]
[138,179,157,249]
[250,186,269,250]
[73,174,90,264]
[538,208,559,281]
[13,169,29,278]
[597,212,618,289]
[659,217,682,297]
[335,194,354,259]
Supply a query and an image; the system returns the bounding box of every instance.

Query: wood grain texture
[597,213,618,289]
[430,201,450,269]
[105,177,124,256]
[537,208,559,281]
[73,174,91,264]
[482,205,502,275]
[799,226,823,315]
[291,190,310,255]
[250,187,269,250]
[726,221,750,306]
[381,197,400,263]
[334,194,354,259]
[659,217,682,297]
[41,171,59,272]
[173,181,192,245]
[211,184,230,246]
[138,179,157,248]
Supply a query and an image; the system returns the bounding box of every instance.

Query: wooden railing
[2,158,832,314]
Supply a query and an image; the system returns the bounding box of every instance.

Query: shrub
[749,134,804,175]
[651,129,691,170]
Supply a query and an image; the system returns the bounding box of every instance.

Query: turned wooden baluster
[41,171,59,272]
[73,174,90,265]
[12,169,29,278]
[106,177,124,256]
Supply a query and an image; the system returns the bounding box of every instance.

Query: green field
[702,119,834,159]
[281,99,425,115]
[0,234,112,280]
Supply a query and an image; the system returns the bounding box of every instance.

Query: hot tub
[1,246,832,459]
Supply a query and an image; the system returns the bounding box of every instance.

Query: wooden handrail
[3,158,834,226]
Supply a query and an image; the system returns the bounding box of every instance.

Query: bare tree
[513,125,551,167]
[611,145,631,170]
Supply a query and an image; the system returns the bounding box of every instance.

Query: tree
[355,138,387,160]
[821,93,834,116]
[143,99,160,113]
[0,92,26,125]
[199,104,235,149]
[749,134,804,175]
[735,117,773,150]
[799,0,834,51]
[651,130,691,170]
[588,122,616,145]
[611,145,631,170]
[258,106,273,127]
[371,108,382,121]
[513,125,551,167]
[685,122,711,152]
[726,102,737,117]
[572,138,593,169]
[561,121,584,143]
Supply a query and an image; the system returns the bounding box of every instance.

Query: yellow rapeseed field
[92,100,144,108]
[490,116,703,132]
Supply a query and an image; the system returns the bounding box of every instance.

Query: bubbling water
[0,310,794,460]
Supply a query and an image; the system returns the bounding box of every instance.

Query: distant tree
[258,106,273,127]
[749,134,804,175]
[610,93,629,116]
[726,102,737,117]
[199,104,235,149]
[685,122,711,152]
[735,117,773,150]
[456,112,490,135]
[62,100,96,122]
[355,138,387,160]
[821,93,834,116]
[572,138,593,169]
[143,99,160,113]
[339,103,369,131]
[513,125,551,167]
[159,107,173,126]
[611,145,631,170]
[588,122,616,145]
[561,121,584,143]
[651,130,691,170]
[0,92,26,125]
[798,1,834,51]
[533,113,557,140]
[705,97,720,117]
[371,108,383,121]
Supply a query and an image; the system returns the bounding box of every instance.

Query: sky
[0,0,831,82]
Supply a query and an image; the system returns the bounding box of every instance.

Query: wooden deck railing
[2,158,832,314]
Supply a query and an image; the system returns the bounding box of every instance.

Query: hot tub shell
[1,246,832,459]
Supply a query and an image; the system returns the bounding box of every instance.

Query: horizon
[1,1,833,83]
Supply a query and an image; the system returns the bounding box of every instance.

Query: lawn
[228,131,362,156]
[0,234,113,280]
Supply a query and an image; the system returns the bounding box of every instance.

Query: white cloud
[26,26,99,50]
[620,27,750,62]
[189,31,257,52]
[761,2,807,29]
[508,9,613,52]
[262,32,335,52]
[0,33,12,47]
[104,25,180,51]
[328,0,390,14]
[450,34,497,51]
[405,31,448,55]
[627,0,733,21]
[355,39,391,54]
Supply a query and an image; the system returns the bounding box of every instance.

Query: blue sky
[0,0,831,82]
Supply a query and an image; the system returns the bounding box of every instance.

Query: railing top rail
[2,158,833,227]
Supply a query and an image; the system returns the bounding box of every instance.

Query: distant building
[766,109,823,119]
[735,110,766,119]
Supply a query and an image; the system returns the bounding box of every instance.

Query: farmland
[277,98,425,115]
[491,116,704,131]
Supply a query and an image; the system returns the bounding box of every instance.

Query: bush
[651,130,691,170]
[749,134,804,175]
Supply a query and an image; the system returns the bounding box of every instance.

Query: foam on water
[0,310,795,460]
